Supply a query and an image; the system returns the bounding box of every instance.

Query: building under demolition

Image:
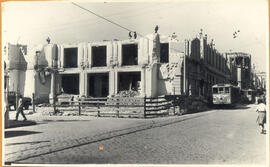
[4,31,254,104]
[225,52,252,90]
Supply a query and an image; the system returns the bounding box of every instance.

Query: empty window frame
[64,48,78,68]
[118,72,141,92]
[160,43,169,63]
[61,74,79,94]
[218,87,224,93]
[122,44,138,66]
[225,87,230,93]
[92,46,107,67]
[88,73,109,97]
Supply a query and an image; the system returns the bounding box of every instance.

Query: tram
[212,84,241,105]
[241,89,255,103]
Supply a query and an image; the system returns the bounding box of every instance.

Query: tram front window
[248,91,252,95]
[213,88,218,94]
[225,87,230,93]
[218,87,224,93]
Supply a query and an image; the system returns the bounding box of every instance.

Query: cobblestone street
[4,104,267,165]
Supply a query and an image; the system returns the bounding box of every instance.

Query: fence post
[179,97,182,115]
[78,99,81,116]
[157,96,158,110]
[116,98,120,118]
[143,96,146,118]
[97,104,100,117]
[32,93,35,113]
[173,87,176,115]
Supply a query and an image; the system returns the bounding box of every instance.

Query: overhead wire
[70,1,188,53]
[23,3,164,35]
[70,1,234,77]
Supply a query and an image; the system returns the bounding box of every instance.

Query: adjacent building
[4,44,28,97]
[184,31,230,99]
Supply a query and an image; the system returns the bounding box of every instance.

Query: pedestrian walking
[15,96,27,121]
[256,99,266,134]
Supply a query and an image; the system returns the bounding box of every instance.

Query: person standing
[256,99,266,134]
[15,96,27,121]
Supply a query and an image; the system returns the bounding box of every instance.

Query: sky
[2,0,268,72]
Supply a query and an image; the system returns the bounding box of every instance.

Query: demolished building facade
[5,31,250,103]
[225,52,252,90]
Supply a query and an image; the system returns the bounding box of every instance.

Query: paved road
[5,104,267,165]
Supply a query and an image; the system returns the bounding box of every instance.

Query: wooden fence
[33,95,187,118]
[54,97,145,118]
[144,95,187,118]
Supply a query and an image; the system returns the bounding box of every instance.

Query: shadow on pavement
[41,119,91,122]
[5,130,42,138]
[6,140,50,146]
[211,104,251,110]
[234,106,251,110]
[5,120,37,129]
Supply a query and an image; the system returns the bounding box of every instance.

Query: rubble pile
[115,90,139,97]
[106,97,144,106]
[159,63,178,80]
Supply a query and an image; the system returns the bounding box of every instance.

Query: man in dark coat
[15,96,27,121]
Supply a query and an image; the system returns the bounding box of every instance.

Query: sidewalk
[4,107,218,164]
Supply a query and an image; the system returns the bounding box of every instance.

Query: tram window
[248,91,252,95]
[219,87,224,92]
[213,88,218,94]
[225,87,230,93]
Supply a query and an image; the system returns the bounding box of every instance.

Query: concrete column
[49,73,55,104]
[84,72,88,97]
[107,42,113,67]
[109,69,116,97]
[118,42,122,66]
[237,67,242,89]
[140,68,146,97]
[78,43,84,68]
[145,63,158,97]
[145,67,151,97]
[57,45,61,68]
[115,70,118,94]
[87,44,92,68]
[79,71,85,97]
[60,46,64,68]
[83,44,88,68]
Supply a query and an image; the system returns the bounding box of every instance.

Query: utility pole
[184,40,187,94]
[52,69,57,114]
[46,38,58,115]
[16,45,22,110]
[4,71,10,128]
